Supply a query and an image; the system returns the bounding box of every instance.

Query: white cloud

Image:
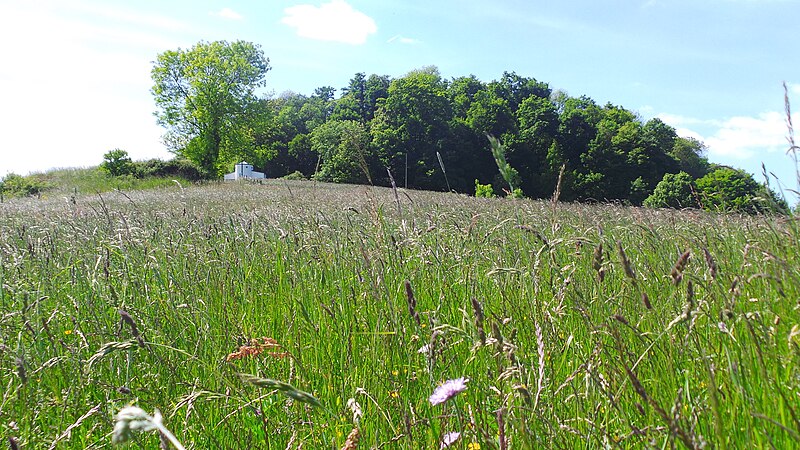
[705,112,792,158]
[212,8,243,20]
[387,34,422,45]
[282,0,377,45]
[659,111,798,159]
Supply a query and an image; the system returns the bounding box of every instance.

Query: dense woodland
[146,40,788,213]
[3,40,785,212]
[252,68,709,203]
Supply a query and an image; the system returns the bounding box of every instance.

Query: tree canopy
[151,40,270,175]
[150,41,786,214]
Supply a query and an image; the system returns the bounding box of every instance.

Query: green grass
[2,167,193,200]
[1,179,798,449]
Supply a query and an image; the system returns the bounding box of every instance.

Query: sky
[1,0,799,194]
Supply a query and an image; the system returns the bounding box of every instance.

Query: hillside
[1,180,798,448]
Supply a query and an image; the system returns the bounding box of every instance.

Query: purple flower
[440,431,461,448]
[429,377,468,406]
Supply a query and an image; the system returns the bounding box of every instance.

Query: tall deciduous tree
[370,67,453,190]
[151,40,270,175]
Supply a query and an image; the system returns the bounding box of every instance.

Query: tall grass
[0,179,798,448]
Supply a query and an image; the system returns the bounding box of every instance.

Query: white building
[224,161,266,180]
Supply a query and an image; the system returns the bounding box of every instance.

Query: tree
[695,167,787,213]
[151,40,270,176]
[370,67,453,190]
[311,120,372,183]
[644,172,698,209]
[100,149,135,177]
[512,95,559,197]
[670,137,710,179]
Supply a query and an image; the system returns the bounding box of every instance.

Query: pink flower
[440,431,461,448]
[429,377,468,405]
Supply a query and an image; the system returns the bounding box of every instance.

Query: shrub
[133,158,204,181]
[644,172,697,209]
[0,173,50,197]
[100,149,135,177]
[475,180,495,198]
[282,171,306,181]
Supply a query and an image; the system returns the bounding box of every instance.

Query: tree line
[150,40,787,213]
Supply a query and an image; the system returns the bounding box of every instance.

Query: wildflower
[64,330,73,335]
[429,377,468,406]
[346,398,362,424]
[440,431,460,448]
[389,390,400,399]
[226,337,287,361]
[468,443,481,450]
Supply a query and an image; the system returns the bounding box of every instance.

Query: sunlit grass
[1,179,798,448]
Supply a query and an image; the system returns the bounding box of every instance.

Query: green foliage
[628,176,650,205]
[695,167,762,213]
[0,173,50,197]
[693,167,789,214]
[474,179,495,198]
[311,120,371,184]
[100,149,135,177]
[133,158,204,181]
[370,67,454,190]
[670,137,710,178]
[145,53,791,208]
[282,170,306,180]
[644,171,698,209]
[151,40,270,175]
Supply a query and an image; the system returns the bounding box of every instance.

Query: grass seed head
[670,250,691,285]
[616,240,636,281]
[641,292,652,310]
[404,280,420,326]
[118,309,145,348]
[703,247,718,281]
[239,373,322,408]
[340,427,360,450]
[470,297,486,346]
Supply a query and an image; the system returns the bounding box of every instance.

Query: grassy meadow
[1,179,798,449]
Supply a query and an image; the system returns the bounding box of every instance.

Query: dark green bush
[133,158,204,181]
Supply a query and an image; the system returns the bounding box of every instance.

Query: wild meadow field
[0,180,798,449]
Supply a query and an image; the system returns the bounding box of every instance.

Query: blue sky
[2,0,799,194]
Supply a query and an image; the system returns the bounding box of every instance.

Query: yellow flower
[64,330,73,335]
[391,370,399,376]
[389,390,400,398]
[468,443,480,450]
